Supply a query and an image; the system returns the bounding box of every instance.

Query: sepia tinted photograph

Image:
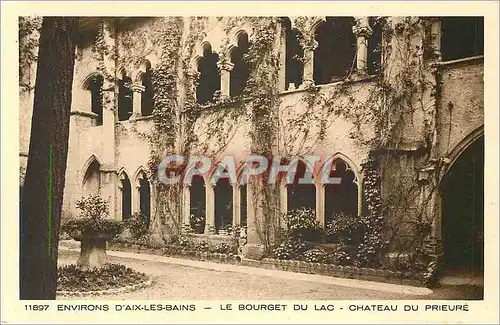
[18,14,486,304]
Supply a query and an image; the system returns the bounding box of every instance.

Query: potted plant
[61,194,123,269]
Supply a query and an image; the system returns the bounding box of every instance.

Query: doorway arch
[440,134,484,275]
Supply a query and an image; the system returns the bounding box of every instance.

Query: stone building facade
[19,16,484,275]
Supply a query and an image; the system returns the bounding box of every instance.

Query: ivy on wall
[19,16,43,91]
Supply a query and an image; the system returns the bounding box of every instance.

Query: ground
[57,248,483,300]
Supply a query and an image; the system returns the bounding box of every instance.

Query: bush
[124,212,149,239]
[303,248,331,263]
[61,195,123,238]
[272,237,311,260]
[283,208,323,241]
[57,263,148,292]
[211,243,237,255]
[331,245,354,266]
[325,212,365,245]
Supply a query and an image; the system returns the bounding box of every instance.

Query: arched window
[138,174,151,227]
[190,175,206,234]
[324,159,358,222]
[214,177,233,234]
[120,173,132,220]
[197,43,220,104]
[314,17,357,84]
[230,32,250,97]
[287,160,316,212]
[282,17,304,90]
[85,74,103,126]
[368,17,384,75]
[118,71,133,121]
[82,159,101,196]
[141,61,154,116]
[441,17,484,61]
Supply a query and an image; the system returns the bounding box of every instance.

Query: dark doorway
[139,177,151,227]
[121,175,132,220]
[441,136,484,275]
[287,160,316,212]
[190,175,206,233]
[325,159,358,223]
[215,179,233,232]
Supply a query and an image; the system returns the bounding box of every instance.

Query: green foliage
[272,237,311,260]
[124,212,150,239]
[325,212,365,245]
[61,195,123,238]
[303,248,331,263]
[57,263,148,292]
[355,156,387,268]
[19,16,42,90]
[283,207,323,241]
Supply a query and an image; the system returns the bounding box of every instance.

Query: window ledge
[186,233,233,239]
[70,110,98,119]
[280,74,379,96]
[433,55,484,69]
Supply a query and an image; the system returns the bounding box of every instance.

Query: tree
[20,17,78,299]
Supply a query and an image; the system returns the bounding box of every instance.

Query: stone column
[316,184,325,227]
[418,166,444,264]
[300,39,318,88]
[279,183,287,215]
[100,19,118,218]
[217,59,234,97]
[232,185,239,227]
[278,24,287,92]
[183,185,193,233]
[204,184,216,234]
[130,84,145,120]
[353,17,373,75]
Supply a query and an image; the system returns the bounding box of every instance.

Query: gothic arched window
[230,32,250,97]
[313,17,357,84]
[197,43,220,104]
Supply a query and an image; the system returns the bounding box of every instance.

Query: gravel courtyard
[57,249,483,301]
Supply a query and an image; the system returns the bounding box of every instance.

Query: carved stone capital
[131,84,145,93]
[301,38,318,51]
[353,25,373,39]
[217,60,234,72]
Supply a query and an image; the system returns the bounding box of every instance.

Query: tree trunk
[20,17,78,300]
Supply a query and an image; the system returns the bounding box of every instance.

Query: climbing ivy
[19,16,42,91]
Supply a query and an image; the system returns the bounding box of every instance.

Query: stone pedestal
[76,237,110,269]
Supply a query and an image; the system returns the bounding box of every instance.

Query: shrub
[272,237,311,260]
[57,263,148,292]
[124,212,149,239]
[330,244,354,266]
[283,207,323,241]
[303,248,331,263]
[211,243,237,255]
[61,195,123,238]
[325,212,365,245]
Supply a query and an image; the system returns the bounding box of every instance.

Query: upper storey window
[441,17,484,61]
[313,17,357,85]
[88,74,104,126]
[197,43,221,104]
[141,61,154,117]
[118,71,133,121]
[282,17,304,90]
[230,32,250,97]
